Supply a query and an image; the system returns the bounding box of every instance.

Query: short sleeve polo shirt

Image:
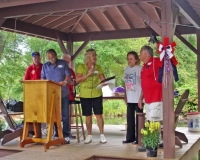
[141,57,162,103]
[77,64,103,98]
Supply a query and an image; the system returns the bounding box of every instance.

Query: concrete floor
[0,125,199,160]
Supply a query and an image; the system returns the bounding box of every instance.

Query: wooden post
[67,33,74,68]
[197,29,200,112]
[161,0,175,158]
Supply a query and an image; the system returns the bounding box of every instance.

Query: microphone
[91,64,94,69]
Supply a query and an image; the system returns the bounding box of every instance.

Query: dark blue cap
[32,52,40,57]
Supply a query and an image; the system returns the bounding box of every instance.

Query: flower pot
[146,146,157,157]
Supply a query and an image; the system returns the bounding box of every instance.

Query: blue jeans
[54,95,70,138]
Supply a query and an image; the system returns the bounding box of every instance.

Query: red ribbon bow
[156,37,178,67]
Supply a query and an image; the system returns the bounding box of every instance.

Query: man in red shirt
[62,53,76,139]
[24,52,43,80]
[24,52,43,137]
[137,45,163,151]
[62,54,76,101]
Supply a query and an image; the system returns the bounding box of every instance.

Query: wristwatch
[64,80,68,84]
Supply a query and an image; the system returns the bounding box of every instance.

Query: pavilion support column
[197,29,200,112]
[67,33,74,69]
[161,0,175,159]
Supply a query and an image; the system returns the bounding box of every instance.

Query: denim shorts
[80,96,103,116]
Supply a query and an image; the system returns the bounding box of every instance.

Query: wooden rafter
[102,11,119,30]
[0,0,159,18]
[32,13,53,24]
[86,11,105,31]
[70,9,88,32]
[174,0,200,27]
[60,19,78,32]
[128,3,161,36]
[79,21,90,32]
[42,11,74,27]
[1,18,67,40]
[0,0,57,8]
[116,6,133,29]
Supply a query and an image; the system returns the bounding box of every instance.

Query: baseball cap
[32,52,40,57]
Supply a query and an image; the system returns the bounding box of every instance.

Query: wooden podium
[20,80,65,150]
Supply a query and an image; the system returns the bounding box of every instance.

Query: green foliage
[141,121,160,150]
[103,100,126,116]
[0,30,198,117]
[0,119,5,134]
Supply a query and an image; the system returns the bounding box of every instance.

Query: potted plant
[141,121,160,157]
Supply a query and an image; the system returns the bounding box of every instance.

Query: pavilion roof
[0,0,199,42]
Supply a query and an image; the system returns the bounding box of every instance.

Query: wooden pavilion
[0,0,200,159]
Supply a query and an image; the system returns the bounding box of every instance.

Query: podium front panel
[23,81,61,123]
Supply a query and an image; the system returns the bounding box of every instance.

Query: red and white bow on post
[156,37,178,67]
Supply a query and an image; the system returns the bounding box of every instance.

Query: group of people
[24,48,107,144]
[123,46,162,151]
[24,45,163,149]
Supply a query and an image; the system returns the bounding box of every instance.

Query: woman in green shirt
[76,49,107,144]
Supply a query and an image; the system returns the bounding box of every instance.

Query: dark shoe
[132,141,138,145]
[137,145,146,152]
[122,140,133,144]
[70,133,76,139]
[158,143,163,148]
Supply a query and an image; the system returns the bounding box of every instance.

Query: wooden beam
[128,3,161,36]
[1,17,196,42]
[67,33,73,56]
[174,0,200,27]
[0,0,56,8]
[42,11,74,27]
[60,18,78,32]
[55,31,69,54]
[172,5,180,35]
[32,13,53,24]
[116,6,133,29]
[73,28,155,41]
[161,0,175,158]
[79,21,90,32]
[0,18,5,27]
[176,25,196,35]
[1,18,68,41]
[102,11,119,30]
[72,33,95,60]
[70,9,88,32]
[86,12,105,31]
[197,29,200,112]
[175,31,198,54]
[0,0,159,18]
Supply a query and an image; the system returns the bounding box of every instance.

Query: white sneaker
[64,137,70,144]
[100,135,107,144]
[84,135,92,144]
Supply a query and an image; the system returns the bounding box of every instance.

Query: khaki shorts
[146,102,163,121]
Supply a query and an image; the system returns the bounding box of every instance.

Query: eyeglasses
[48,56,56,61]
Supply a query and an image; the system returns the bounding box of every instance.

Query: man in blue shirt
[41,49,71,144]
